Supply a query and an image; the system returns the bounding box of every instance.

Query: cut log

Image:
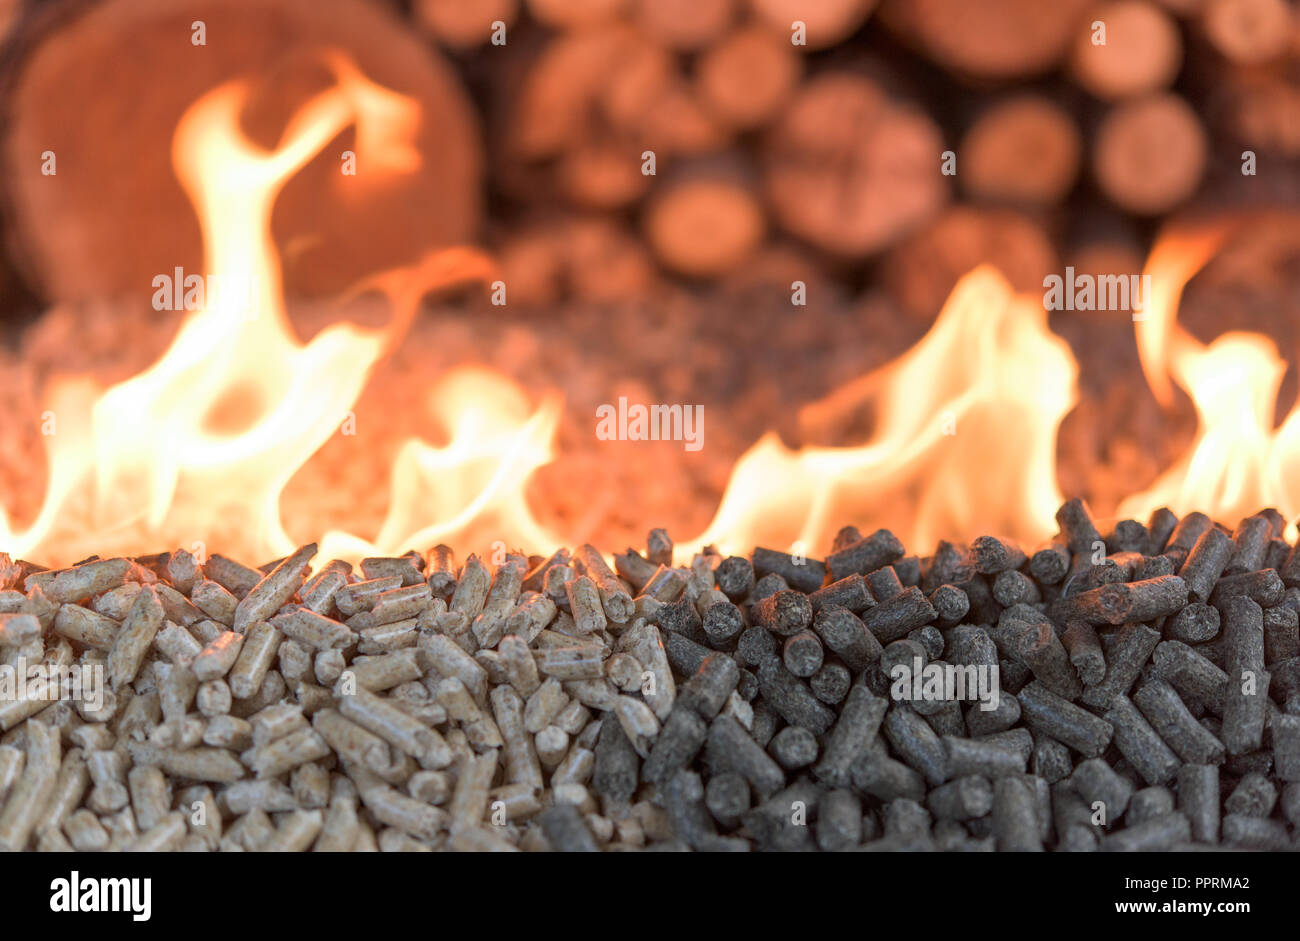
[959,95,1083,206]
[564,216,655,302]
[1152,0,1204,15]
[2,0,481,305]
[599,33,676,136]
[525,0,626,30]
[492,214,653,304]
[413,0,518,49]
[882,206,1058,320]
[762,73,947,258]
[1069,0,1183,100]
[639,81,731,158]
[557,137,653,209]
[1092,93,1207,214]
[509,25,632,160]
[0,0,20,48]
[749,0,878,50]
[1217,73,1300,156]
[496,222,566,307]
[634,0,736,51]
[879,0,1092,78]
[1201,0,1292,64]
[644,165,765,278]
[695,25,803,131]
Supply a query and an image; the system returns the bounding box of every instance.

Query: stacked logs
[1,0,1298,314]
[414,0,1299,314]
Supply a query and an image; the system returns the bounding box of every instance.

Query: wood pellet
[4,500,1300,850]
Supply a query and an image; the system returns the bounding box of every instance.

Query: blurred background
[0,0,1297,554]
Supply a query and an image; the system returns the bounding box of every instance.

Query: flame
[1,44,1081,569]
[10,53,1282,570]
[1122,220,1300,533]
[1,55,498,565]
[691,267,1075,555]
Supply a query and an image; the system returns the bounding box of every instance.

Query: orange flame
[691,267,1076,556]
[9,55,1284,570]
[1123,220,1300,534]
[1,56,496,565]
[0,45,1082,567]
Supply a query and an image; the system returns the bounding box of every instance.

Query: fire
[693,267,1076,556]
[3,53,1289,569]
[0,56,496,565]
[1122,220,1300,535]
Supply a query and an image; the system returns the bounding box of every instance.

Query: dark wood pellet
[1221,596,1268,756]
[1147,508,1179,555]
[970,535,1027,575]
[593,714,639,803]
[769,726,818,769]
[831,526,863,554]
[808,574,874,613]
[702,600,744,649]
[1209,568,1285,608]
[811,604,882,672]
[826,529,905,582]
[1167,602,1221,644]
[1167,511,1214,555]
[1227,515,1273,575]
[991,570,1038,607]
[1018,681,1113,757]
[1055,498,1102,556]
[751,547,826,594]
[1133,678,1225,765]
[865,565,904,602]
[1106,519,1149,555]
[1028,541,1070,585]
[713,556,755,600]
[755,655,836,735]
[703,772,750,829]
[930,583,970,624]
[809,660,852,705]
[750,588,813,637]
[1179,527,1234,603]
[705,715,785,799]
[736,623,778,668]
[861,586,936,644]
[782,630,824,678]
[1104,694,1181,787]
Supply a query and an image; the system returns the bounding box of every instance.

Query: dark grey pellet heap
[585,498,1300,851]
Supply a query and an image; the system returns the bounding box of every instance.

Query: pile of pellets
[2,497,1300,852]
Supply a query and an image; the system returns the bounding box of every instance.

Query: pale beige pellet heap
[0,542,686,851]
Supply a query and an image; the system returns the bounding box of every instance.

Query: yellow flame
[2,56,497,565]
[16,55,1272,570]
[1122,220,1300,533]
[691,266,1076,555]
